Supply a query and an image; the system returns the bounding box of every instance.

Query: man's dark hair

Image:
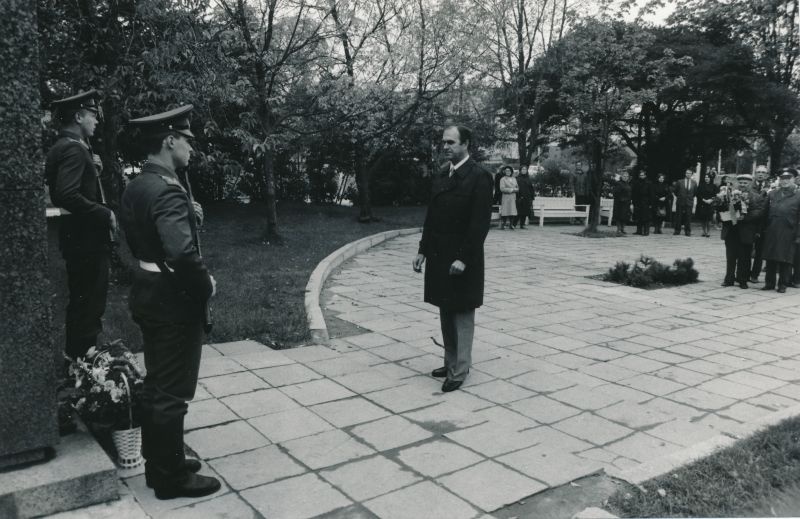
[445,125,473,147]
[56,107,84,127]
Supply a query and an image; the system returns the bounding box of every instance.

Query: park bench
[532,197,589,227]
[599,198,614,227]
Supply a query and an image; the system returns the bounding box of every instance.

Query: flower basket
[66,340,145,468]
[110,372,143,468]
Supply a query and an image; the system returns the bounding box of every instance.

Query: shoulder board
[64,137,90,151]
[155,174,188,193]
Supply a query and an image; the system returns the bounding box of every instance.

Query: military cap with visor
[128,105,195,139]
[736,174,753,181]
[51,89,100,113]
[779,168,797,179]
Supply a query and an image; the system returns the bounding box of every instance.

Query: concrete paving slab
[200,371,271,398]
[163,492,258,518]
[279,379,356,406]
[310,397,392,428]
[208,445,306,491]
[281,429,375,470]
[249,406,335,443]
[438,460,546,512]
[363,481,480,519]
[319,455,421,501]
[222,388,301,418]
[240,473,352,519]
[184,398,240,431]
[350,415,434,451]
[253,363,323,387]
[185,420,269,460]
[497,445,603,487]
[396,439,484,477]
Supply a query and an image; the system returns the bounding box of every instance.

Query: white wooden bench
[600,198,614,227]
[532,198,589,227]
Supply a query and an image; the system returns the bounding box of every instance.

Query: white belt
[139,260,173,273]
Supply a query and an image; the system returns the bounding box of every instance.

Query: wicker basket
[111,373,143,468]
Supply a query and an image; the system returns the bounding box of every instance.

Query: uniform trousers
[793,244,800,284]
[764,261,792,289]
[64,252,110,359]
[135,315,203,483]
[439,308,474,382]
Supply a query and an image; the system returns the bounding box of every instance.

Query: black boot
[147,418,220,500]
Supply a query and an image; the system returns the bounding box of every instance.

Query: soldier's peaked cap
[51,89,100,112]
[128,105,195,139]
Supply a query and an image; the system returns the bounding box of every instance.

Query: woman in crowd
[696,173,719,237]
[651,173,671,234]
[631,170,652,235]
[761,169,800,292]
[499,166,518,230]
[612,171,632,234]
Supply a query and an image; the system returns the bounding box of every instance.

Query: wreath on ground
[601,255,699,289]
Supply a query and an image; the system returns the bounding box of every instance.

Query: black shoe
[147,458,202,488]
[441,379,463,393]
[778,286,787,293]
[749,276,760,283]
[673,232,680,235]
[685,233,691,236]
[786,282,797,288]
[153,472,221,500]
[721,282,734,287]
[762,285,775,291]
[739,282,748,289]
[431,367,447,378]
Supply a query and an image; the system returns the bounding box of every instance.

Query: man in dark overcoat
[631,170,652,235]
[720,174,764,289]
[673,169,697,236]
[120,105,220,499]
[760,170,800,292]
[750,165,772,282]
[45,90,116,360]
[515,165,535,229]
[413,126,493,393]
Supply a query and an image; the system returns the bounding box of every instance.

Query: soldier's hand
[412,254,425,273]
[449,260,466,275]
[210,275,217,297]
[192,201,204,226]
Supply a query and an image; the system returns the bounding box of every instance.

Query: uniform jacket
[673,178,698,208]
[419,159,493,311]
[120,162,212,323]
[45,129,112,255]
[761,187,800,263]
[631,179,653,208]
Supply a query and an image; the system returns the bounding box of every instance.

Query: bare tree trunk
[355,153,374,222]
[586,142,603,233]
[262,151,282,244]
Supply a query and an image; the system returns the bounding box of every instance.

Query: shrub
[602,255,699,289]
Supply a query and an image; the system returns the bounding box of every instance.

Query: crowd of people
[608,165,800,293]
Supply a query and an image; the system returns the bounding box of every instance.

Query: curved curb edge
[305,227,422,343]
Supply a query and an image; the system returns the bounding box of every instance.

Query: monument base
[0,423,118,519]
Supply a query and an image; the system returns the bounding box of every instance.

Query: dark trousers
[794,245,800,284]
[724,236,752,284]
[439,308,474,382]
[136,316,204,481]
[515,198,532,227]
[674,205,692,235]
[765,260,792,288]
[64,252,110,359]
[751,234,764,279]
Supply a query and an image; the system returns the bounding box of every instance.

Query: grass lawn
[48,201,426,352]
[606,416,800,517]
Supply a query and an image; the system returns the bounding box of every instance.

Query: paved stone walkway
[58,225,800,518]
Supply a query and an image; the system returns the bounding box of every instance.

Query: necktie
[686,180,689,190]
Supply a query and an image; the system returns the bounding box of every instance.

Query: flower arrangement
[714,185,749,221]
[67,340,145,430]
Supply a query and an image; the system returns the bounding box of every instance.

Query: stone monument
[0,0,59,468]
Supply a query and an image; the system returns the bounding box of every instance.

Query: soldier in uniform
[120,105,220,499]
[45,90,116,361]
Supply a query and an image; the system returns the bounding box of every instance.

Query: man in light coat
[413,126,493,392]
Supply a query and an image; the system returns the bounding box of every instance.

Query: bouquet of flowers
[67,340,145,430]
[714,185,749,222]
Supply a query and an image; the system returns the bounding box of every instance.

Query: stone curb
[609,403,800,486]
[304,227,421,343]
